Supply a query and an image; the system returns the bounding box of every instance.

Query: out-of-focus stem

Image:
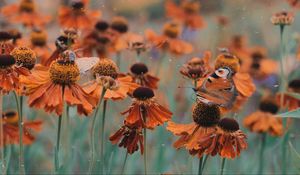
[220,158,226,175]
[201,155,209,172]
[13,92,25,174]
[198,157,203,175]
[120,152,128,175]
[116,52,121,68]
[88,88,106,174]
[0,94,6,175]
[258,133,266,174]
[55,115,62,174]
[100,100,107,174]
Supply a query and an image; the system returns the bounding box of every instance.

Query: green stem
[258,133,266,174]
[13,92,25,174]
[121,152,128,175]
[55,115,63,173]
[201,155,209,173]
[279,25,285,106]
[88,88,106,174]
[220,158,226,175]
[194,80,198,88]
[116,52,121,68]
[0,94,6,175]
[100,100,107,174]
[198,157,203,175]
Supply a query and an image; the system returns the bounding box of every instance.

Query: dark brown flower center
[31,30,47,46]
[133,87,154,100]
[3,111,17,118]
[96,36,110,44]
[288,79,300,92]
[193,102,220,127]
[259,101,279,114]
[0,31,12,41]
[95,21,109,32]
[251,52,264,62]
[111,22,128,34]
[11,47,36,70]
[20,0,35,12]
[9,30,22,41]
[130,63,148,75]
[218,118,239,132]
[0,55,16,68]
[72,1,84,10]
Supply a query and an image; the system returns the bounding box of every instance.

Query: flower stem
[121,152,128,175]
[88,88,106,174]
[13,92,25,174]
[194,80,198,88]
[198,157,203,175]
[0,94,6,175]
[258,133,266,174]
[100,100,107,174]
[141,108,147,175]
[55,115,62,173]
[201,155,209,173]
[116,52,121,68]
[220,158,226,175]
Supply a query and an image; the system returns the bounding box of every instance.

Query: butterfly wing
[75,57,99,73]
[196,77,237,108]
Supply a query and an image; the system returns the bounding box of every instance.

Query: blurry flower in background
[0,54,30,94]
[1,0,51,27]
[129,63,159,89]
[58,0,101,30]
[165,0,206,30]
[216,15,229,27]
[198,118,247,159]
[1,110,42,146]
[270,11,294,26]
[28,28,53,65]
[145,22,193,56]
[244,98,283,136]
[83,58,138,101]
[20,51,96,116]
[277,79,300,110]
[167,102,220,157]
[81,20,111,57]
[123,87,172,129]
[8,29,22,45]
[109,122,144,155]
[180,51,212,83]
[286,0,300,9]
[0,31,15,54]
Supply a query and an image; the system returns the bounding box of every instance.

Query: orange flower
[0,54,30,94]
[165,0,206,29]
[286,0,300,8]
[271,11,294,26]
[58,0,101,30]
[8,29,22,45]
[122,87,172,129]
[1,0,51,27]
[81,21,111,57]
[11,46,37,70]
[83,59,139,101]
[129,63,159,89]
[198,118,247,159]
[109,122,144,155]
[180,51,212,81]
[0,31,15,54]
[20,52,96,116]
[145,22,193,56]
[167,102,220,157]
[1,110,42,146]
[244,99,283,136]
[277,79,300,110]
[45,29,78,67]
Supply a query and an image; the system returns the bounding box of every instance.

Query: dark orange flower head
[271,11,294,26]
[215,51,240,74]
[167,102,221,157]
[30,29,47,47]
[198,118,248,159]
[109,123,144,155]
[216,16,229,27]
[20,51,96,116]
[180,51,212,81]
[244,99,283,136]
[277,79,300,110]
[0,31,14,54]
[129,63,159,89]
[1,110,42,146]
[111,16,129,34]
[163,22,181,39]
[0,54,30,94]
[83,58,139,101]
[8,29,22,45]
[286,0,300,8]
[58,0,101,29]
[181,1,200,15]
[11,47,36,70]
[122,87,172,129]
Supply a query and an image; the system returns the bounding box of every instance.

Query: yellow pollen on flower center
[49,61,80,85]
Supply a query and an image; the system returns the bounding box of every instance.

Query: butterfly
[194,67,238,108]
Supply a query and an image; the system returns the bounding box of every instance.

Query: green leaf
[277,108,300,118]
